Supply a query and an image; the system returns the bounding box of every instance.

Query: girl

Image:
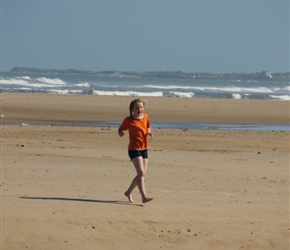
[118,99,153,204]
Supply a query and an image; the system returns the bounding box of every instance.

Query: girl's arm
[147,127,153,138]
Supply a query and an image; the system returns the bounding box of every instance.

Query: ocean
[1,71,290,100]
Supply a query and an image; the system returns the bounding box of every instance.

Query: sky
[1,0,289,73]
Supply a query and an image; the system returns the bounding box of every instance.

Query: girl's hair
[129,99,145,116]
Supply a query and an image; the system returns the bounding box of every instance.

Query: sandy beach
[1,93,289,250]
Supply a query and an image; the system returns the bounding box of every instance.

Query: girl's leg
[142,158,148,176]
[124,176,137,203]
[125,156,153,203]
[125,156,143,203]
[140,158,153,203]
[133,156,147,200]
[124,158,147,203]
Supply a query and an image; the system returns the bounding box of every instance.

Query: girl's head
[129,99,145,117]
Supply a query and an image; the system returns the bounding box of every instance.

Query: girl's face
[132,102,144,118]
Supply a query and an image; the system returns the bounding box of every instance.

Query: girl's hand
[118,130,125,137]
[148,132,153,139]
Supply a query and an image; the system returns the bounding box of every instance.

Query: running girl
[118,99,153,204]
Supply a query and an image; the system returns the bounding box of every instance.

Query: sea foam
[269,95,290,100]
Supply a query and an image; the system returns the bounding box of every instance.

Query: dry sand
[1,93,289,249]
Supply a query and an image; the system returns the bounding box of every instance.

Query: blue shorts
[128,149,148,160]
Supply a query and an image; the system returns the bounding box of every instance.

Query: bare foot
[124,191,134,203]
[142,197,153,203]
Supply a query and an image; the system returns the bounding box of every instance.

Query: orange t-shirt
[119,114,151,150]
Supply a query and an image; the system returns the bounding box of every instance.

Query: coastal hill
[10,66,289,82]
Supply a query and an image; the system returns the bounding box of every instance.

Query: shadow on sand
[19,196,144,207]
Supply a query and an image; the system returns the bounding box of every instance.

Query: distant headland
[9,66,289,82]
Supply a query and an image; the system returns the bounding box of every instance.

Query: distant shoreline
[3,121,289,132]
[7,66,290,82]
[2,93,289,125]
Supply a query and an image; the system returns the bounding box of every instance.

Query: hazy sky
[1,0,289,73]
